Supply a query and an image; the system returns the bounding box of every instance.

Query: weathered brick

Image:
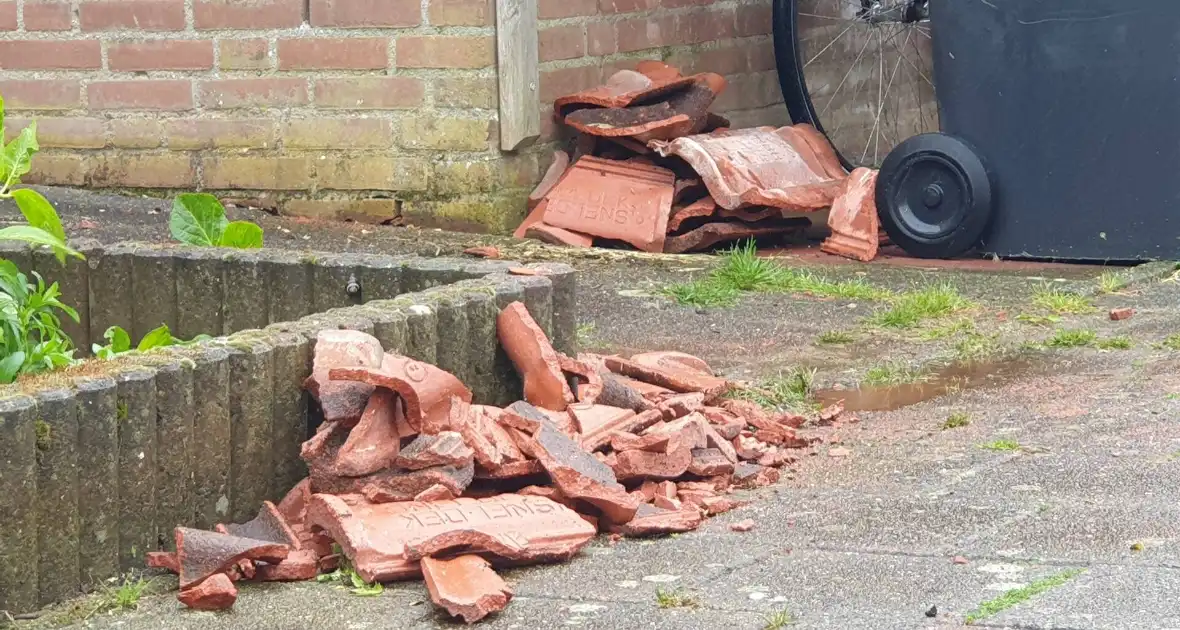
[109,40,215,71]
[616,15,675,52]
[164,118,276,149]
[397,36,493,69]
[199,78,308,108]
[677,8,736,45]
[89,80,193,111]
[538,0,595,19]
[315,157,428,191]
[0,80,81,109]
[219,39,270,70]
[434,77,496,109]
[539,64,601,103]
[109,119,164,148]
[278,37,388,70]
[430,160,500,194]
[598,0,653,14]
[666,42,745,76]
[661,0,711,8]
[282,118,394,149]
[428,0,491,26]
[539,25,586,62]
[398,117,490,152]
[311,0,420,27]
[314,77,423,109]
[25,153,87,186]
[23,2,72,30]
[80,1,185,30]
[0,40,100,69]
[6,117,104,148]
[201,156,311,190]
[402,194,524,234]
[283,198,402,223]
[0,2,14,30]
[587,20,616,56]
[736,3,772,37]
[91,154,196,188]
[194,0,302,29]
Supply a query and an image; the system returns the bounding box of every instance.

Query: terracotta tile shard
[818,401,846,426]
[333,389,402,477]
[304,330,384,425]
[146,551,179,573]
[701,496,741,516]
[1110,307,1135,321]
[650,125,847,212]
[255,549,319,582]
[475,459,545,480]
[514,199,550,241]
[329,353,472,434]
[677,489,715,509]
[175,527,290,589]
[559,354,604,404]
[635,60,682,82]
[664,220,807,254]
[542,156,675,253]
[687,448,735,476]
[223,501,301,550]
[554,69,696,118]
[822,167,881,262]
[569,403,634,436]
[608,503,703,537]
[702,407,745,440]
[602,355,728,400]
[612,442,693,481]
[526,150,570,212]
[313,455,475,503]
[732,462,781,489]
[721,399,774,430]
[673,178,707,204]
[305,493,596,583]
[463,246,501,259]
[422,555,514,624]
[177,573,237,611]
[531,421,640,523]
[457,402,527,472]
[653,494,682,511]
[497,302,575,411]
[657,392,706,420]
[667,196,719,233]
[609,427,671,453]
[729,519,756,532]
[524,223,595,248]
[581,408,665,453]
[596,373,657,412]
[735,435,770,461]
[563,75,726,144]
[393,431,474,470]
[498,401,550,435]
[277,478,312,528]
[645,414,708,450]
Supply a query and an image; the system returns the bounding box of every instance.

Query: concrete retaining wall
[0,243,575,614]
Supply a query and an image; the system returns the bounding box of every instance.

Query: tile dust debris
[151,302,846,620]
[512,62,885,260]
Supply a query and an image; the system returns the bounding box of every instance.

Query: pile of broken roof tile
[514,61,883,261]
[151,301,847,623]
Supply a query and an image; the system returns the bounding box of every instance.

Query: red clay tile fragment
[667,196,718,233]
[729,519,756,532]
[422,555,513,624]
[650,124,847,211]
[664,220,807,254]
[304,330,384,425]
[559,354,604,404]
[687,448,734,476]
[612,440,693,481]
[702,407,744,440]
[542,156,675,253]
[175,527,290,589]
[446,400,525,473]
[414,484,458,502]
[657,392,706,420]
[497,302,576,411]
[673,178,706,204]
[732,462,780,489]
[581,408,665,452]
[632,351,715,376]
[568,402,634,436]
[524,223,595,248]
[700,495,741,516]
[608,503,703,537]
[653,494,682,511]
[603,355,728,401]
[305,493,595,583]
[146,551,179,573]
[223,501,301,550]
[463,246,501,259]
[498,401,550,435]
[595,373,657,412]
[393,431,474,470]
[530,421,640,523]
[822,167,880,262]
[177,573,237,611]
[474,459,545,480]
[254,549,319,582]
[277,478,312,529]
[527,150,570,211]
[329,353,472,434]
[554,69,697,118]
[1110,307,1135,321]
[609,427,671,453]
[333,388,402,477]
[635,60,682,82]
[563,75,726,144]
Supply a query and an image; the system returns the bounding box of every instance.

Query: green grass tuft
[712,240,783,291]
[1045,329,1097,348]
[763,607,795,629]
[870,283,971,328]
[965,569,1084,624]
[1162,333,1180,350]
[1032,285,1093,314]
[817,330,855,345]
[862,362,928,387]
[1016,313,1062,327]
[980,439,1020,452]
[655,586,699,609]
[942,412,971,430]
[1097,270,1128,294]
[955,332,1002,362]
[663,280,740,308]
[94,575,154,615]
[728,367,818,413]
[920,319,975,341]
[1095,335,1132,350]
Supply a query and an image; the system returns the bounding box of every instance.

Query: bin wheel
[876,133,993,259]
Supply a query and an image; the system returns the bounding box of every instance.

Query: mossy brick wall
[0,0,783,233]
[0,243,575,615]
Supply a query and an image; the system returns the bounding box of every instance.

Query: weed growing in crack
[1161,334,1180,350]
[1097,270,1128,294]
[662,280,740,308]
[1045,329,1097,348]
[942,412,971,430]
[964,568,1084,624]
[921,318,975,341]
[869,283,971,329]
[817,330,855,345]
[1095,335,1132,350]
[729,367,818,414]
[712,240,783,290]
[763,607,795,628]
[955,332,1002,362]
[862,362,927,387]
[654,586,699,609]
[1016,313,1062,327]
[980,439,1020,452]
[1031,285,1093,314]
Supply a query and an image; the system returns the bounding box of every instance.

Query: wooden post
[495,0,540,151]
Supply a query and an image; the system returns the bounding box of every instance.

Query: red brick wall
[0,0,784,231]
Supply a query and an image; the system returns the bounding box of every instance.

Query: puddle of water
[814,358,1042,412]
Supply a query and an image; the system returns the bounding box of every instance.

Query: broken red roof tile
[732,462,780,489]
[254,549,319,582]
[527,150,570,212]
[393,431,474,470]
[541,156,675,253]
[563,75,726,144]
[554,69,697,118]
[306,493,595,583]
[422,555,514,624]
[673,178,706,204]
[1110,307,1135,321]
[569,403,634,436]
[650,125,847,212]
[329,353,472,435]
[734,434,769,462]
[223,501,301,550]
[821,167,880,262]
[700,495,741,516]
[595,373,657,413]
[304,330,384,426]
[524,222,594,248]
[667,196,718,233]
[559,354,604,404]
[175,527,290,589]
[607,503,703,537]
[687,448,735,476]
[447,401,526,473]
[316,462,475,504]
[612,442,693,481]
[609,426,672,453]
[580,407,664,452]
[463,246,501,259]
[656,392,706,420]
[497,401,549,435]
[146,551,179,573]
[530,421,640,523]
[635,60,682,82]
[717,206,784,223]
[415,483,458,502]
[664,220,807,254]
[333,388,402,477]
[497,302,576,411]
[702,407,744,440]
[475,459,545,480]
[653,494,682,511]
[177,573,237,611]
[514,200,551,241]
[602,355,729,401]
[276,478,311,527]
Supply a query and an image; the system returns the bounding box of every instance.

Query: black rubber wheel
[876,133,993,259]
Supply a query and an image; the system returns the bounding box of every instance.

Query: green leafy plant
[942,412,971,430]
[1045,328,1097,348]
[980,439,1020,452]
[169,193,263,249]
[654,586,698,609]
[92,324,210,359]
[316,560,384,596]
[0,260,79,383]
[763,607,795,629]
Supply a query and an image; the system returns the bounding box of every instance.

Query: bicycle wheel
[773,0,939,170]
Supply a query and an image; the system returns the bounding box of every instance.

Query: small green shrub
[93,324,212,359]
[170,193,263,249]
[0,261,79,383]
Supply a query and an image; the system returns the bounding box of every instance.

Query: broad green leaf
[104,325,131,354]
[170,193,228,247]
[220,221,263,249]
[136,324,175,351]
[0,225,81,261]
[11,188,66,244]
[1,121,39,187]
[0,351,24,384]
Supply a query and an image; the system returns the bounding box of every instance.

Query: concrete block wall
[0,244,575,615]
[0,0,785,232]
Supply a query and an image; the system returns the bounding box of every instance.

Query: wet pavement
[8,187,1180,629]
